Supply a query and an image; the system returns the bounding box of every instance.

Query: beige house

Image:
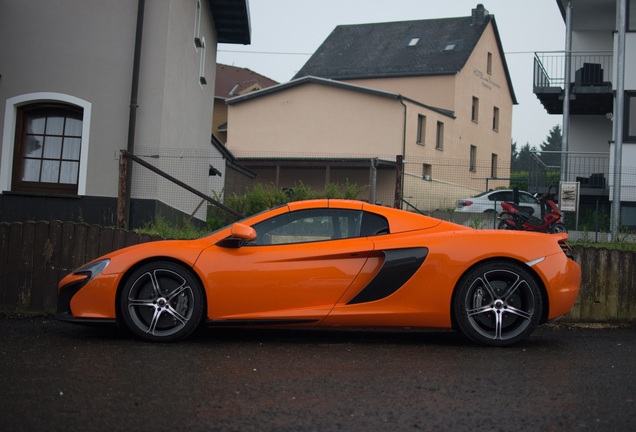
[213,64,278,144]
[225,4,517,211]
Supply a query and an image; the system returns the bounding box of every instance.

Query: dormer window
[408,38,420,47]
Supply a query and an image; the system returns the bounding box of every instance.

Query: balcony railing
[534,51,613,88]
[529,151,610,195]
[534,51,614,115]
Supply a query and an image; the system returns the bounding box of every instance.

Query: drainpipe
[369,158,377,204]
[396,96,407,208]
[561,1,572,183]
[611,0,627,239]
[124,0,145,228]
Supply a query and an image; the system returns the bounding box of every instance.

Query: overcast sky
[217,0,566,149]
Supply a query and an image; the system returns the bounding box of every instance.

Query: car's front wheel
[453,261,543,346]
[120,261,204,342]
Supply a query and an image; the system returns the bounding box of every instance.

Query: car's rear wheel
[120,261,204,342]
[453,261,543,346]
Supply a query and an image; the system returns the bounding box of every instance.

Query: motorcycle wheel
[498,220,516,230]
[549,223,567,234]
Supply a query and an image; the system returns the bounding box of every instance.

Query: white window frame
[1,93,91,195]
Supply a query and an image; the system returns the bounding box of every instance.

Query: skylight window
[408,37,420,47]
[444,43,456,51]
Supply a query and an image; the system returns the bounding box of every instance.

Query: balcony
[533,51,613,115]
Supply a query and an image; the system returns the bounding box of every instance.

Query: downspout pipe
[395,96,407,208]
[369,158,377,204]
[124,0,145,228]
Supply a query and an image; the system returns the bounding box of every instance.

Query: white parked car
[455,190,542,214]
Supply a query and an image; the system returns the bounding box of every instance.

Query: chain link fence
[121,147,635,240]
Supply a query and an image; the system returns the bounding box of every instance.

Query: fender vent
[559,240,574,260]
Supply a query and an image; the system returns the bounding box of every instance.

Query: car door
[199,208,375,322]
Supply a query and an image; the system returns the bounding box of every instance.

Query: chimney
[471,4,489,25]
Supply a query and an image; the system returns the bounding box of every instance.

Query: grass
[135,216,208,240]
[570,240,636,252]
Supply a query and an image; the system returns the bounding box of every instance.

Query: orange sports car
[57,199,580,346]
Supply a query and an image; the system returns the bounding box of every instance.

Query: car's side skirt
[206,319,319,327]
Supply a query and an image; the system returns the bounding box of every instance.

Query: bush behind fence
[1,220,634,323]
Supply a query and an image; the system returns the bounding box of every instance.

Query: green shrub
[509,172,529,191]
[205,180,366,231]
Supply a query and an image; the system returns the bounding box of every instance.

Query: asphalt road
[1,316,634,432]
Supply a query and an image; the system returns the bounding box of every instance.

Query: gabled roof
[215,63,278,99]
[226,75,455,118]
[207,0,251,44]
[292,7,517,103]
[295,16,490,80]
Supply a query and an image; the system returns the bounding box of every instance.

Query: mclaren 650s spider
[57,199,580,346]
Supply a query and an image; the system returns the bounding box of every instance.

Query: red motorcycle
[497,187,567,233]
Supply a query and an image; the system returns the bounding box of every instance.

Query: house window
[436,121,444,150]
[472,97,479,123]
[626,92,636,141]
[422,163,432,181]
[12,104,83,194]
[491,153,498,178]
[470,145,477,172]
[487,52,493,75]
[199,37,207,85]
[492,106,500,131]
[629,0,636,31]
[417,114,426,144]
[194,0,203,47]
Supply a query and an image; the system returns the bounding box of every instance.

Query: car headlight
[74,259,110,280]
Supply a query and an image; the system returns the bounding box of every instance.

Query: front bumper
[57,271,121,323]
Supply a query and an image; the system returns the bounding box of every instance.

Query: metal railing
[534,51,613,88]
[529,151,610,191]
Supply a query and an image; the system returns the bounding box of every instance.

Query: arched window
[12,104,83,194]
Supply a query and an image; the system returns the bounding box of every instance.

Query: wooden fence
[0,221,635,323]
[0,221,158,315]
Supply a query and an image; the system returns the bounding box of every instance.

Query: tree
[539,124,562,167]
[511,142,535,171]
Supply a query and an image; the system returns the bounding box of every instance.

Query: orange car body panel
[58,199,581,328]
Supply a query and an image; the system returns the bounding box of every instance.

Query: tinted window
[519,193,537,204]
[251,209,362,245]
[489,191,512,202]
[360,212,389,236]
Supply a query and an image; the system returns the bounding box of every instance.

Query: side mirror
[231,223,256,241]
[216,223,256,248]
